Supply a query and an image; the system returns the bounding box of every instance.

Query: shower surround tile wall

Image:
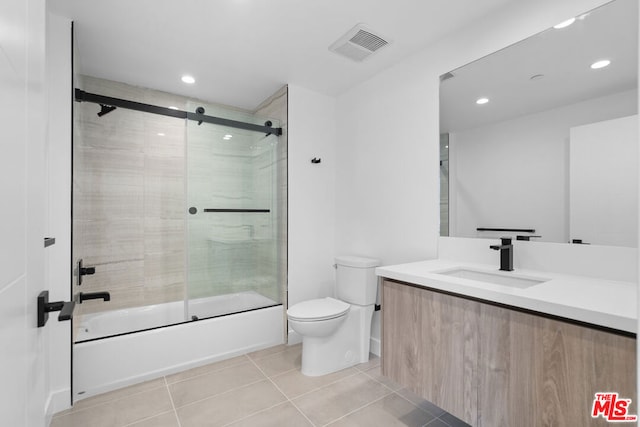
[73,76,287,326]
[74,76,187,317]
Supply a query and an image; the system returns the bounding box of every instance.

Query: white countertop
[376,259,637,334]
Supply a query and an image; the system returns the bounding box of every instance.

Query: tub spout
[79,291,111,303]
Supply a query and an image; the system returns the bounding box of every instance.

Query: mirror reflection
[440,0,638,247]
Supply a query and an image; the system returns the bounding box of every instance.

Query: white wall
[287,85,337,310]
[0,0,50,425]
[335,0,614,351]
[449,90,637,243]
[46,12,73,415]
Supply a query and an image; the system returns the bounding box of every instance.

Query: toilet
[287,255,381,376]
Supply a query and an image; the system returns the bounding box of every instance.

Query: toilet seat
[287,297,350,322]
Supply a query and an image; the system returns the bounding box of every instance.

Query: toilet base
[300,304,374,376]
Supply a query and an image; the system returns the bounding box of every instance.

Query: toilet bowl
[287,256,380,377]
[287,297,350,337]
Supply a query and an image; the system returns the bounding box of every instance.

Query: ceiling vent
[329,24,391,62]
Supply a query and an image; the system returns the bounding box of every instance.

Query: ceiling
[440,0,638,132]
[49,0,515,110]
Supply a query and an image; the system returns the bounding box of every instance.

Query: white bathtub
[76,291,279,341]
[73,292,284,400]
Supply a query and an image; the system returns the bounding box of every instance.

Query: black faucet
[490,237,513,271]
[78,291,111,303]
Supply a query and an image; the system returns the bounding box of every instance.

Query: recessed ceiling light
[553,18,576,29]
[168,106,179,110]
[476,97,489,105]
[590,59,611,69]
[157,133,165,137]
[181,75,195,84]
[224,134,233,138]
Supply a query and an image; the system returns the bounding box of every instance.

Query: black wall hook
[311,157,321,164]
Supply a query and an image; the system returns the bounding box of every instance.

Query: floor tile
[51,386,173,427]
[438,412,472,427]
[397,388,447,418]
[247,343,295,360]
[57,377,166,415]
[271,366,358,399]
[250,344,302,377]
[292,372,392,426]
[354,354,381,372]
[169,361,265,407]
[225,401,313,427]
[361,364,403,391]
[327,393,437,427]
[127,411,180,427]
[165,354,249,384]
[424,417,452,427]
[176,379,287,427]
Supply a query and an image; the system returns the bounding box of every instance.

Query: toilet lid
[287,297,350,322]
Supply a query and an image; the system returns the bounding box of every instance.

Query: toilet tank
[335,256,381,305]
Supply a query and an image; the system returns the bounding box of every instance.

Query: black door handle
[37,291,75,327]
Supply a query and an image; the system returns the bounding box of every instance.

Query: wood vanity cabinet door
[382,280,478,424]
[477,304,544,426]
[477,304,636,427]
[382,279,636,427]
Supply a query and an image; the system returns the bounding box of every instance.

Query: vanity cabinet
[381,279,636,427]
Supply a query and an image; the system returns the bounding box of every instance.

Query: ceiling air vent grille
[329,24,391,62]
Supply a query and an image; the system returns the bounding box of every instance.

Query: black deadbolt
[189,207,197,215]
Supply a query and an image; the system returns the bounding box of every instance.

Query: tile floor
[51,344,470,427]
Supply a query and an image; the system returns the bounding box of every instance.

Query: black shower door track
[74,88,283,136]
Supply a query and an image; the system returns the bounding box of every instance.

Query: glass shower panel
[72,75,190,341]
[186,111,282,320]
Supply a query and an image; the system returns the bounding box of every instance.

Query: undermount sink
[435,268,548,289]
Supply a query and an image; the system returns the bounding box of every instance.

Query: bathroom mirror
[440,0,638,247]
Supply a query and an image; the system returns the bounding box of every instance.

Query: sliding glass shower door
[185,106,283,320]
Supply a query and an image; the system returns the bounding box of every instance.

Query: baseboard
[46,388,71,423]
[369,337,381,357]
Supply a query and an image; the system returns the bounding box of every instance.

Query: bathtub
[76,291,279,341]
[73,291,284,400]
